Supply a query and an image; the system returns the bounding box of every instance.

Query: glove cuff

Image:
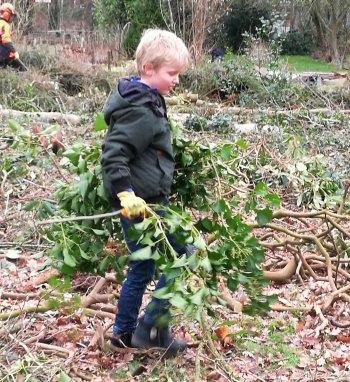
[117,191,135,200]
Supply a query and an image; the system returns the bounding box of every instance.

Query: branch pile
[255,203,350,327]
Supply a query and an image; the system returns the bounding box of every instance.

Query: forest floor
[1,76,350,381]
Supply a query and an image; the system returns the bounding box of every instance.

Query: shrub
[220,1,272,52]
[19,48,57,71]
[0,69,66,112]
[180,57,260,101]
[281,30,313,55]
[185,113,232,133]
[180,62,222,96]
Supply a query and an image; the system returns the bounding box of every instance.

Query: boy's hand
[117,191,146,218]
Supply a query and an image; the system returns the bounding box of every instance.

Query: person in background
[101,29,191,357]
[210,47,224,62]
[0,3,26,71]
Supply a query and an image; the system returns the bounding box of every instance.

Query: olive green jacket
[101,77,174,209]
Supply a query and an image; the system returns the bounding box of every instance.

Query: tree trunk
[329,25,341,65]
[20,0,34,35]
[307,0,350,63]
[310,8,327,51]
[49,0,60,30]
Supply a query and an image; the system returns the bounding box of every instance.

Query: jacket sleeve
[101,106,156,200]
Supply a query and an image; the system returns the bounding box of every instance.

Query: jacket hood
[103,76,164,125]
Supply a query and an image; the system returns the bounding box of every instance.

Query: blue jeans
[113,213,193,334]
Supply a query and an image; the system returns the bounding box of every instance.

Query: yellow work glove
[117,191,146,218]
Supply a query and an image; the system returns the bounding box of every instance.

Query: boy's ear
[143,63,154,76]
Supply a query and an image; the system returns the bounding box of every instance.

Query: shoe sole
[131,339,186,358]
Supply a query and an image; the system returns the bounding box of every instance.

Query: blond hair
[135,29,190,75]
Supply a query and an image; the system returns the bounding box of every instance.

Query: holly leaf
[93,112,108,131]
[264,192,281,207]
[130,246,152,261]
[256,208,273,226]
[170,293,188,309]
[63,248,76,267]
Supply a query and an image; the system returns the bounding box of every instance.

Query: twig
[0,242,51,249]
[35,342,74,359]
[0,109,81,125]
[88,277,107,295]
[200,312,239,381]
[295,249,325,281]
[23,329,47,344]
[263,257,297,283]
[41,145,69,182]
[8,332,38,362]
[22,178,54,192]
[326,216,350,239]
[35,209,123,226]
[0,303,49,320]
[314,305,329,334]
[0,291,40,300]
[83,308,115,320]
[329,318,350,328]
[270,302,312,312]
[24,268,61,290]
[70,365,93,381]
[195,342,204,382]
[88,323,104,350]
[0,169,13,196]
[0,321,22,337]
[89,303,116,314]
[325,218,342,287]
[338,180,350,214]
[82,293,113,308]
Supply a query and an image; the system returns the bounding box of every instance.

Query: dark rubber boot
[131,316,187,357]
[110,332,133,349]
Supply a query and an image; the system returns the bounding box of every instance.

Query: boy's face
[141,63,182,96]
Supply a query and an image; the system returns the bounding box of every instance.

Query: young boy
[101,29,190,357]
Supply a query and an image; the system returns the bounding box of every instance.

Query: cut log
[0,108,81,125]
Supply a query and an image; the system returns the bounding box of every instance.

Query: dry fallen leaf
[330,354,349,365]
[295,318,306,332]
[207,370,222,381]
[336,334,350,344]
[214,326,233,347]
[214,326,230,340]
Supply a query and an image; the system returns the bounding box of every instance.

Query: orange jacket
[0,18,16,59]
[0,18,12,43]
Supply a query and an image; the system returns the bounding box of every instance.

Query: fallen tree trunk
[0,108,81,125]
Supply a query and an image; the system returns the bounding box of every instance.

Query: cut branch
[0,108,81,125]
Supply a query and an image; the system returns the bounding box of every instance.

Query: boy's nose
[173,76,179,85]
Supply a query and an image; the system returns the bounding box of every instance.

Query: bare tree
[48,0,61,30]
[300,0,350,64]
[159,0,229,62]
[13,0,35,37]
